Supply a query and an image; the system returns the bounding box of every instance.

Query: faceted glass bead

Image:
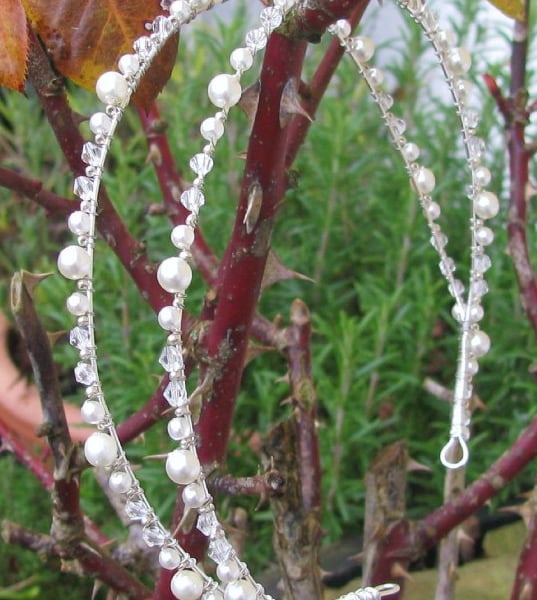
[125,497,151,521]
[181,187,205,211]
[448,279,465,297]
[70,326,91,352]
[260,7,283,32]
[82,142,104,167]
[208,536,233,563]
[142,521,167,547]
[152,15,173,37]
[405,0,424,15]
[159,345,184,372]
[164,379,188,407]
[473,253,492,273]
[462,109,480,130]
[386,113,406,137]
[74,361,97,385]
[467,136,485,161]
[197,510,219,537]
[133,36,154,60]
[377,92,393,112]
[74,176,95,201]
[421,9,439,32]
[245,28,268,52]
[471,279,489,297]
[439,258,455,277]
[430,232,448,251]
[190,153,214,176]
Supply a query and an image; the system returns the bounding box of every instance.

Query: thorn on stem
[279,78,314,129]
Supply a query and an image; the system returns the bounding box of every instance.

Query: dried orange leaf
[21,0,178,107]
[486,0,526,20]
[0,0,28,91]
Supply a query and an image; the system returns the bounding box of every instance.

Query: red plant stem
[0,417,54,489]
[0,167,73,215]
[26,31,170,314]
[511,500,537,599]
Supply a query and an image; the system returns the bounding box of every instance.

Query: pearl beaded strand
[329,0,497,470]
[57,0,400,598]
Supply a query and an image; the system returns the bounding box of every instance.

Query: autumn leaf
[21,0,178,107]
[486,0,526,20]
[0,0,29,91]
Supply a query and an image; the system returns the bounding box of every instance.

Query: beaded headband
[56,0,493,598]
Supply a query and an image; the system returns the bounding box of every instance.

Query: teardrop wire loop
[330,0,496,470]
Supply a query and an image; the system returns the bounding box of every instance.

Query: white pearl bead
[224,579,257,600]
[351,36,375,62]
[170,0,192,20]
[469,304,484,322]
[171,224,195,249]
[200,117,225,142]
[84,432,118,467]
[474,166,491,187]
[81,400,105,424]
[170,569,204,600]
[204,591,225,600]
[190,0,211,8]
[166,449,201,484]
[402,142,420,162]
[157,257,192,293]
[89,112,112,135]
[66,292,89,316]
[447,47,471,75]
[332,19,351,37]
[68,211,91,235]
[182,482,207,508]
[208,74,242,109]
[469,330,491,357]
[158,306,183,331]
[159,546,182,570]
[168,416,192,440]
[273,0,295,10]
[436,28,456,49]
[109,470,132,493]
[474,191,499,220]
[96,72,130,107]
[475,226,494,246]
[58,245,91,280]
[414,166,436,194]
[230,47,254,72]
[118,54,140,76]
[217,559,242,583]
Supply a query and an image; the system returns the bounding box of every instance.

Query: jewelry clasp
[440,435,469,469]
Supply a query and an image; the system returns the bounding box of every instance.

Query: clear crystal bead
[81,142,104,167]
[70,327,91,352]
[152,15,173,37]
[190,153,214,176]
[421,9,439,32]
[133,36,154,60]
[181,187,205,211]
[467,136,485,161]
[377,92,394,111]
[197,511,219,537]
[159,345,184,372]
[74,176,95,202]
[245,28,268,52]
[386,113,407,137]
[474,254,492,273]
[164,379,188,407]
[208,536,233,563]
[439,258,455,277]
[142,521,167,547]
[74,362,97,385]
[471,279,489,297]
[125,497,151,522]
[462,109,480,130]
[430,232,448,250]
[448,279,465,297]
[260,7,283,32]
[406,0,424,15]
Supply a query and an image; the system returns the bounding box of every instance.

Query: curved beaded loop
[57,0,488,598]
[329,0,496,470]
